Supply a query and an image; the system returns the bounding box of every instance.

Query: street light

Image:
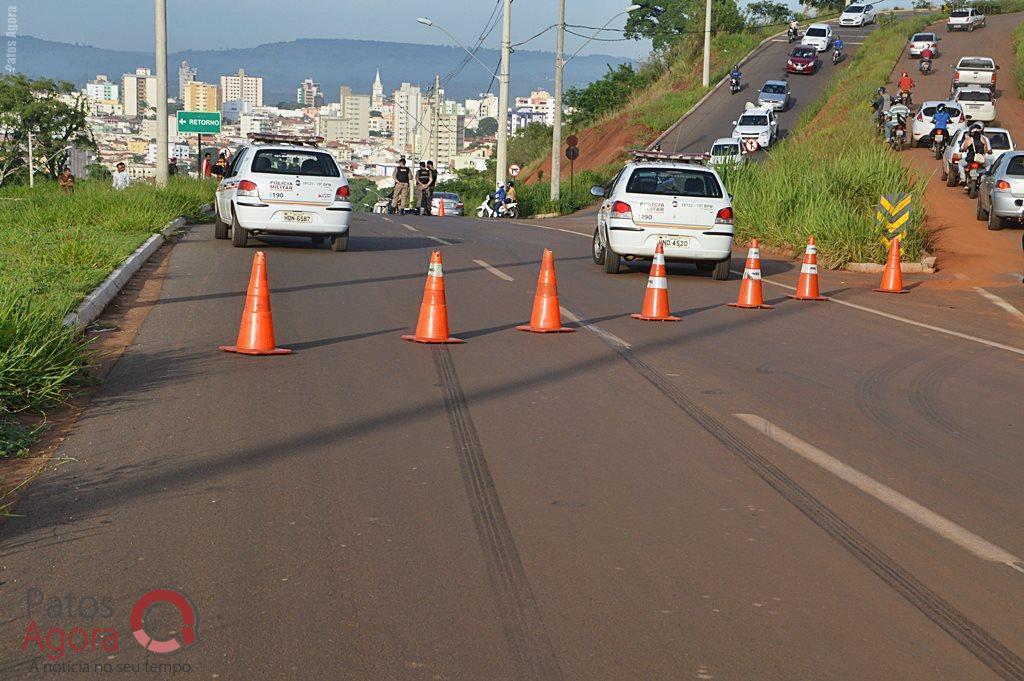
[418,5,512,189]
[551,4,640,204]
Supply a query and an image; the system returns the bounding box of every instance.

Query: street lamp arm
[417,19,500,80]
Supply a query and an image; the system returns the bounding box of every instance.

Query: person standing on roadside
[201,152,212,178]
[426,161,438,216]
[415,161,432,215]
[391,158,410,214]
[211,153,228,179]
[112,162,131,190]
[58,167,75,194]
[168,157,178,177]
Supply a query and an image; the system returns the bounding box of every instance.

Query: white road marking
[401,223,418,232]
[560,306,632,349]
[428,235,453,246]
[510,220,591,239]
[474,259,514,282]
[737,269,1024,357]
[975,287,1024,324]
[734,413,1024,572]
[381,216,394,223]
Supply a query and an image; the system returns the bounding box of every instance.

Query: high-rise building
[514,90,557,126]
[178,60,197,101]
[121,68,158,118]
[320,87,371,142]
[220,69,263,108]
[297,78,323,107]
[86,75,118,104]
[240,115,270,137]
[419,108,465,166]
[183,82,219,113]
[371,70,384,111]
[392,83,422,154]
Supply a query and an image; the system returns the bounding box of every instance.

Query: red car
[787,45,821,74]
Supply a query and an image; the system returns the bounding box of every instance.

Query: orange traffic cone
[874,237,908,294]
[219,251,293,355]
[437,197,446,217]
[402,250,465,343]
[517,248,574,333]
[729,239,773,309]
[632,242,680,321]
[788,236,828,301]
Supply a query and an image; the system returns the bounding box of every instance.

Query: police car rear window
[626,168,723,198]
[250,150,340,177]
[951,10,970,17]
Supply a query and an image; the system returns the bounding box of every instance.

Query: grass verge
[722,13,941,268]
[1014,20,1024,96]
[0,178,215,456]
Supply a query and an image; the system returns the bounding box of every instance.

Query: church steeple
[372,69,384,110]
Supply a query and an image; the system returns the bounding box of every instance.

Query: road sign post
[508,164,521,178]
[565,144,580,198]
[875,193,912,247]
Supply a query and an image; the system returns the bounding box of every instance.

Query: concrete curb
[61,206,209,331]
[844,256,936,274]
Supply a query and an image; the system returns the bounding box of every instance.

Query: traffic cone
[788,236,828,301]
[437,197,446,217]
[402,250,465,343]
[632,242,680,321]
[517,248,574,333]
[874,237,908,294]
[729,239,773,309]
[219,251,292,355]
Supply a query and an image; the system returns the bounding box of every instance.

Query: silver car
[757,80,790,111]
[977,151,1024,230]
[431,192,464,216]
[942,127,1014,185]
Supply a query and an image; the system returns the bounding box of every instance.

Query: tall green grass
[722,14,940,267]
[1014,21,1024,96]
[0,177,214,456]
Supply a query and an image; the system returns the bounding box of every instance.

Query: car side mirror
[590,185,606,197]
[996,65,1001,70]
[731,121,737,125]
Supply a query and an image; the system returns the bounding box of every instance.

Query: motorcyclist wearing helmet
[730,65,742,82]
[788,19,799,40]
[833,36,844,56]
[885,99,911,143]
[871,86,887,124]
[958,123,992,179]
[930,102,952,141]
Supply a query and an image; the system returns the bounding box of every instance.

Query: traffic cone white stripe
[428,262,443,278]
[647,276,668,290]
[748,248,760,259]
[801,263,818,274]
[653,252,665,266]
[744,269,762,280]
[806,244,817,255]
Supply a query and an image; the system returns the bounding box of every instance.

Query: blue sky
[15,0,652,59]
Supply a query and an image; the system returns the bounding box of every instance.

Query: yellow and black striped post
[876,193,912,248]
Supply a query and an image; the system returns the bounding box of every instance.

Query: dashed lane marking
[428,235,454,246]
[381,216,394,223]
[975,287,1024,324]
[473,259,514,282]
[735,413,1024,574]
[401,223,418,232]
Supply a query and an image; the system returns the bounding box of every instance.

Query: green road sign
[177,111,222,134]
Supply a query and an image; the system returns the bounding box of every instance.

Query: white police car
[213,133,353,251]
[591,151,734,280]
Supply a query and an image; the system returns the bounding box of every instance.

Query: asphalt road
[2,212,1024,679]
[659,18,883,155]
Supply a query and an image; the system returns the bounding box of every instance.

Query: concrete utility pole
[550,0,566,203]
[27,131,34,188]
[434,73,441,165]
[496,0,512,189]
[155,0,169,188]
[702,0,712,87]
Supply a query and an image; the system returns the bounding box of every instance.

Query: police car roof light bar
[247,132,325,147]
[631,149,708,165]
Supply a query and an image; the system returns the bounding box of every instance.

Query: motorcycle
[475,193,520,219]
[729,76,741,95]
[931,128,948,160]
[889,122,907,151]
[832,48,842,65]
[964,153,987,199]
[919,58,932,75]
[787,26,799,43]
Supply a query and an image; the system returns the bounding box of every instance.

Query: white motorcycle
[475,193,520,219]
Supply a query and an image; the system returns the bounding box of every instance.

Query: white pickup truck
[951,56,999,94]
[947,8,985,31]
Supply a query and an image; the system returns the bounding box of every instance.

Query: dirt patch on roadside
[522,111,648,185]
[0,241,177,525]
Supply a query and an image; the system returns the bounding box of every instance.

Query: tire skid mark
[907,349,980,442]
[580,329,1024,680]
[853,349,931,447]
[433,348,564,681]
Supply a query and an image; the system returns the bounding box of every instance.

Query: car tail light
[992,73,997,84]
[335,185,350,199]
[916,112,924,122]
[611,201,632,218]
[953,71,960,81]
[715,207,733,224]
[237,179,258,196]
[995,180,1011,191]
[455,202,464,209]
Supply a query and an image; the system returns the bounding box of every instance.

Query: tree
[626,0,746,51]
[805,0,846,12]
[746,0,791,25]
[0,75,94,186]
[477,117,498,136]
[86,163,111,181]
[508,123,553,167]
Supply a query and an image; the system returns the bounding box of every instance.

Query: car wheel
[331,234,349,252]
[987,207,1007,231]
[946,168,958,187]
[941,166,948,181]
[591,228,606,265]
[712,258,731,281]
[976,196,988,221]
[604,240,621,274]
[231,208,248,247]
[214,208,229,239]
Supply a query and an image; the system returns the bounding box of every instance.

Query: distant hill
[11,36,632,104]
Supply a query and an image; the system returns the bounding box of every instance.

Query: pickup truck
[947,8,985,31]
[952,56,999,94]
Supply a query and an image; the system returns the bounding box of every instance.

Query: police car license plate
[660,237,690,248]
[282,211,312,223]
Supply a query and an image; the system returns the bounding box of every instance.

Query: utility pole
[155,0,169,187]
[496,0,512,189]
[702,0,712,87]
[550,0,566,204]
[27,131,34,188]
[434,73,441,166]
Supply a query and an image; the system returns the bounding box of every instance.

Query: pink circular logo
[130,589,198,654]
